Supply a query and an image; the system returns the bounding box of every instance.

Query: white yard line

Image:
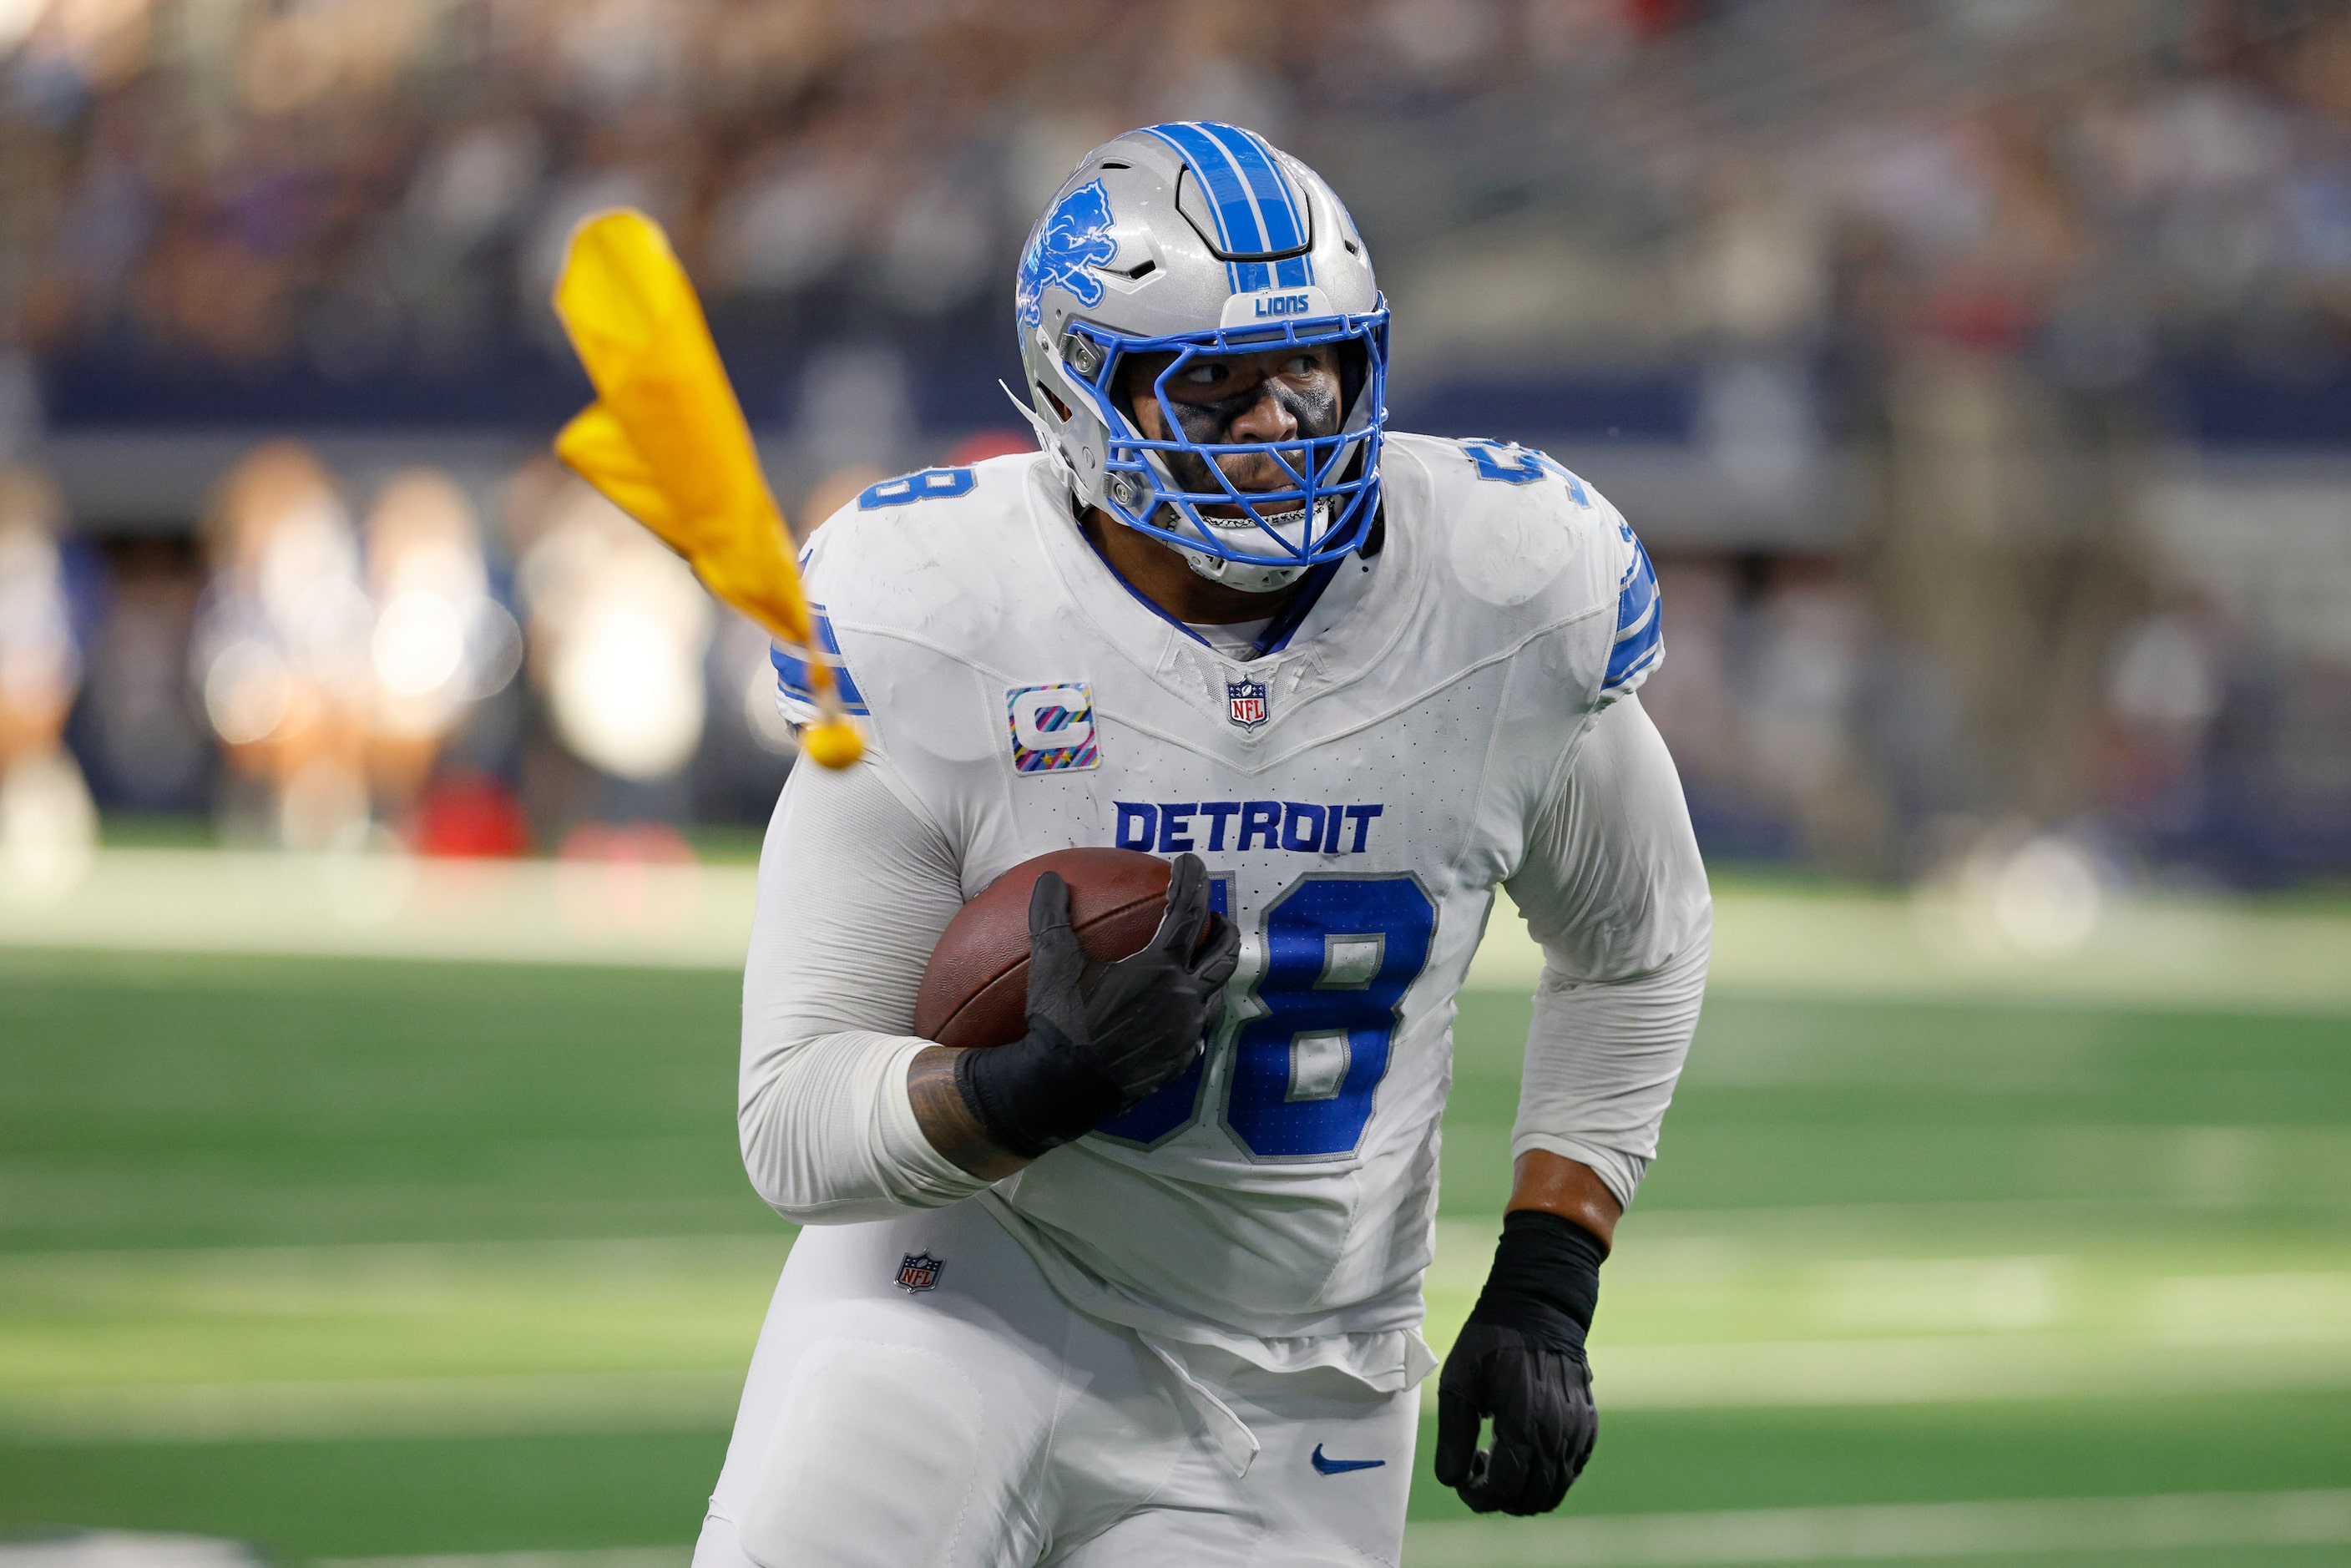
[0,1534,267,1568]
[296,1493,2351,1568]
[0,851,752,973]
[0,1369,746,1444]
[1467,880,2351,1014]
[6,849,2349,1012]
[1582,1331,2351,1411]
[12,1326,2351,1444]
[1403,1325,2351,1416]
[1403,1489,2351,1566]
[8,1234,2351,1442]
[0,850,754,970]
[316,1553,686,1568]
[0,1234,789,1273]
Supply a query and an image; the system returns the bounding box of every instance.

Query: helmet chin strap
[1170,498,1331,594]
[1176,545,1307,594]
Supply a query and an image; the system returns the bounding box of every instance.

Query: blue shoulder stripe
[1604,539,1664,693]
[771,604,869,716]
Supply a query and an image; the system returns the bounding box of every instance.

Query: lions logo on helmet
[1016,180,1118,328]
[1014,123,1390,596]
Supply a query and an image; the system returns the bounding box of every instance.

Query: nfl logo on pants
[1227,678,1268,730]
[895,1252,943,1293]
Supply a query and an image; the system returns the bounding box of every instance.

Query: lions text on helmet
[1014,122,1388,595]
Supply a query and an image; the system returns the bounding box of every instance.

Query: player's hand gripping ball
[917,849,1239,1157]
[915,848,1191,1047]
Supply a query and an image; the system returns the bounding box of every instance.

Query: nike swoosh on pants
[1310,1443,1385,1474]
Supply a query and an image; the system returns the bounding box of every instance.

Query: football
[913,847,1186,1050]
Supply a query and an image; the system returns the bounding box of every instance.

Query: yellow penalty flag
[549,208,862,769]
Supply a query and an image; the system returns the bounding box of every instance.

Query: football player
[699,122,1709,1566]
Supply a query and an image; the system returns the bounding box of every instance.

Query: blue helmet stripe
[1195,124,1316,290]
[1140,124,1233,290]
[1148,121,1312,296]
[1195,123,1317,290]
[1196,124,1304,248]
[1158,123,1273,250]
[1144,122,1259,291]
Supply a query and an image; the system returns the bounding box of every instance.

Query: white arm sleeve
[737,753,992,1223]
[1501,695,1712,1211]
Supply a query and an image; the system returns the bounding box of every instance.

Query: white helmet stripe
[1196,121,1316,290]
[1145,122,1316,294]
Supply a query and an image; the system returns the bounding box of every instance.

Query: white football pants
[692,1199,1416,1567]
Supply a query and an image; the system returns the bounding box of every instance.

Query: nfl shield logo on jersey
[1227,678,1268,730]
[894,1252,943,1293]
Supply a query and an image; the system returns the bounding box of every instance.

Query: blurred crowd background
[3,0,2349,896]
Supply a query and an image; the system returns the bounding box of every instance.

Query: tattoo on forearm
[908,1046,1030,1181]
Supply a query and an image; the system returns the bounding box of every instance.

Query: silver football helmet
[1014,122,1388,593]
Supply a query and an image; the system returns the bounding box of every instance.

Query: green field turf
[3,944,2348,1565]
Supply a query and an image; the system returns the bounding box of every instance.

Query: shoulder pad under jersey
[1391,432,1662,706]
[772,453,1048,726]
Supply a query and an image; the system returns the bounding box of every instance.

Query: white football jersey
[774,432,1663,1387]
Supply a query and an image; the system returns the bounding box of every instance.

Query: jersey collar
[1024,455,1424,730]
[1078,529,1345,663]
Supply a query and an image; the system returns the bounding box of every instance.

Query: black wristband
[952,1024,1119,1161]
[1467,1209,1607,1351]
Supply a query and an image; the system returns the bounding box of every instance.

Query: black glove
[1434,1209,1605,1515]
[955,852,1240,1159]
